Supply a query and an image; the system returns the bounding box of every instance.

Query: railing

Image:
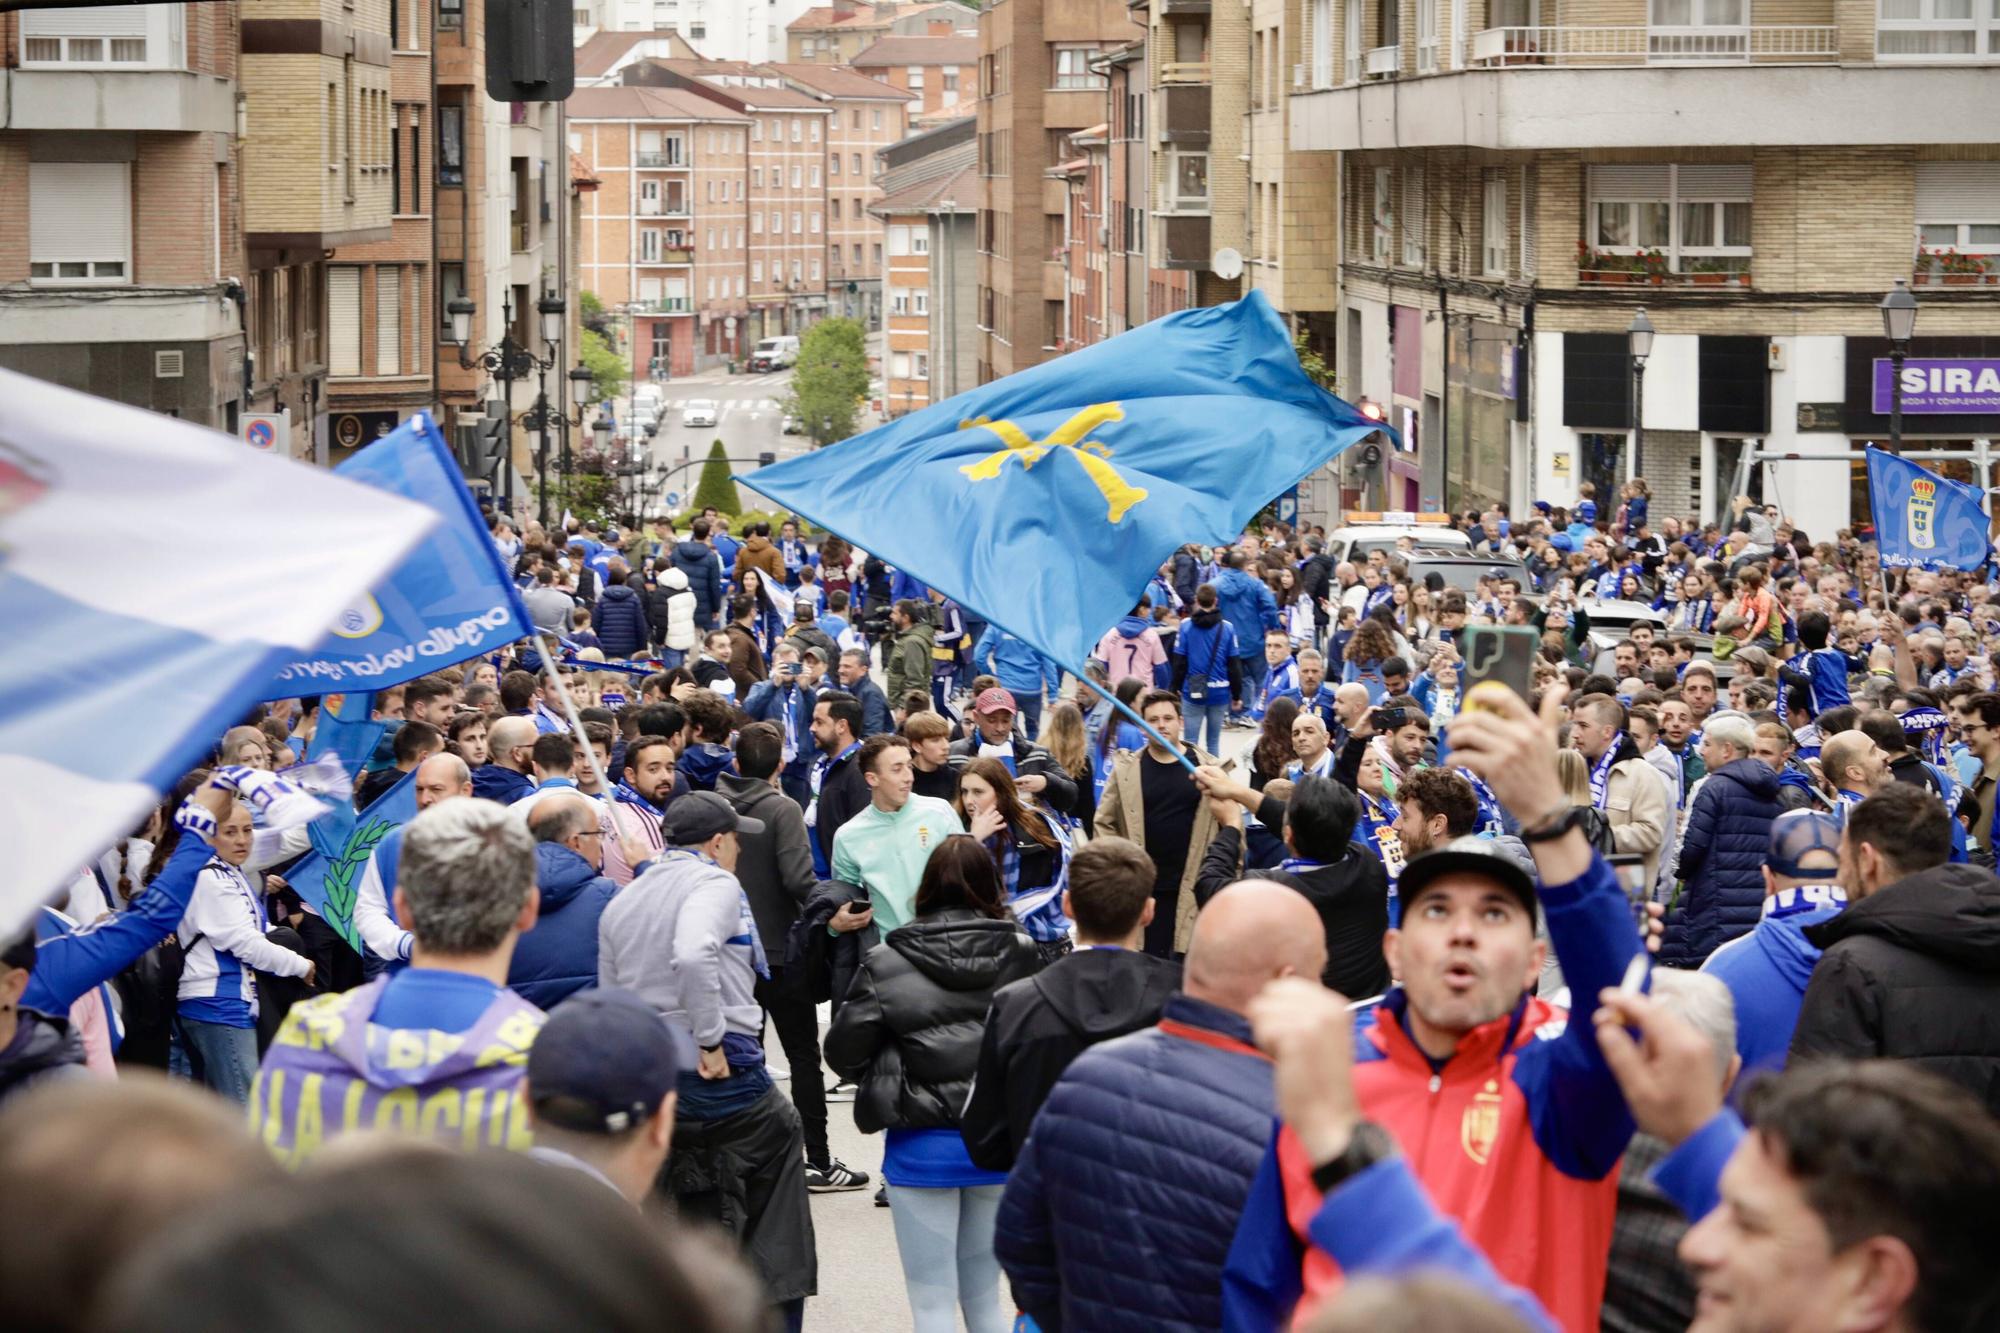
[1159,60,1213,84]
[636,151,685,168]
[1470,24,1838,64]
[630,298,691,313]
[1365,44,1400,75]
[638,248,694,266]
[1576,261,1755,288]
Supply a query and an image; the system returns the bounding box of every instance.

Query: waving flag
[260,413,533,697]
[0,371,436,942]
[1865,446,1991,572]
[739,291,1383,668]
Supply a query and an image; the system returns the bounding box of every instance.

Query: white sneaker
[826,1079,859,1102]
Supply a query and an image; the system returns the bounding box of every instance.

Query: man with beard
[1571,693,1669,887]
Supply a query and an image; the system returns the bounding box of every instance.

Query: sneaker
[826,1079,858,1102]
[805,1159,872,1193]
[874,1183,890,1207]
[766,1059,790,1080]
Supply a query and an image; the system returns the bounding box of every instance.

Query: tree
[785,317,871,448]
[691,438,741,516]
[579,326,627,405]
[578,289,616,340]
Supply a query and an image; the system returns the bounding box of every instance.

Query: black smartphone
[1371,706,1408,731]
[1462,624,1538,702]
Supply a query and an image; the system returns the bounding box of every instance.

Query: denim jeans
[886,1184,1009,1333]
[1015,692,1043,742]
[1234,653,1269,715]
[175,1016,260,1105]
[1188,700,1228,756]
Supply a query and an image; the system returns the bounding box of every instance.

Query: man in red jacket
[1222,684,1645,1333]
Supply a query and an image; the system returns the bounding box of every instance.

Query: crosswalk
[651,397,788,421]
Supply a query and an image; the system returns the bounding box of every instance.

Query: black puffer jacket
[822,908,1039,1134]
[1791,862,2000,1115]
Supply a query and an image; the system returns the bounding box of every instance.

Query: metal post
[498,294,516,518]
[535,380,552,528]
[1633,359,1647,478]
[1890,345,1907,456]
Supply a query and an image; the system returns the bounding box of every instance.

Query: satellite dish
[1211,247,1244,280]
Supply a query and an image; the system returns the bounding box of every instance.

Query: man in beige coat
[1570,692,1669,885]
[1094,689,1236,956]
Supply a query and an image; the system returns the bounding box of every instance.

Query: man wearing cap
[1700,810,1847,1087]
[972,624,1065,741]
[947,687,1080,817]
[525,988,694,1204]
[596,789,818,1320]
[1227,685,1646,1333]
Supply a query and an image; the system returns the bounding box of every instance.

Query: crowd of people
[5,486,2000,1333]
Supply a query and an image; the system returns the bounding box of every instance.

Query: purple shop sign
[1872,358,2000,415]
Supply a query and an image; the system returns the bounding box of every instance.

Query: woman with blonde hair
[1037,699,1096,830]
[1554,747,1617,855]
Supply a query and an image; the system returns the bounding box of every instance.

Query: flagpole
[1081,662,1203,778]
[534,632,614,795]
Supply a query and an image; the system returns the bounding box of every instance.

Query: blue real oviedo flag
[741,291,1385,668]
[1865,445,1990,572]
[258,413,533,697]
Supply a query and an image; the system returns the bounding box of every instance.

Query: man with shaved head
[1818,729,1888,808]
[353,752,473,975]
[995,880,1327,1332]
[471,715,539,806]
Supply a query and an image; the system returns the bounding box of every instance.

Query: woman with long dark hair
[1250,695,1300,791]
[1342,618,1399,704]
[823,837,1037,1333]
[957,757,1072,962]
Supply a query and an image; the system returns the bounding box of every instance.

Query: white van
[749,336,800,372]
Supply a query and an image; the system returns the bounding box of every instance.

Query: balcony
[511,221,530,252]
[1576,250,1755,288]
[1161,0,1210,11]
[636,152,686,168]
[630,298,692,314]
[639,248,695,266]
[1365,45,1400,76]
[1159,60,1212,84]
[1161,214,1211,270]
[2,68,237,133]
[1469,24,1837,65]
[1160,82,1212,144]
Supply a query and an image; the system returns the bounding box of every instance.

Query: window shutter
[1520,164,1538,276]
[1677,164,1752,197]
[328,266,362,377]
[375,266,401,375]
[1587,165,1672,200]
[23,4,147,37]
[1915,163,2000,219]
[30,162,129,265]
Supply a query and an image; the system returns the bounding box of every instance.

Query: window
[1877,0,1998,57]
[641,178,661,213]
[752,166,763,187]
[438,263,465,336]
[810,256,820,280]
[1162,150,1209,212]
[641,229,661,262]
[943,68,959,104]
[810,163,821,186]
[888,224,912,255]
[852,152,863,175]
[1400,167,1426,266]
[376,266,401,375]
[736,225,744,246]
[1916,163,2000,254]
[791,211,802,233]
[734,179,743,200]
[810,119,820,143]
[810,212,821,233]
[892,351,911,377]
[328,266,363,376]
[873,242,882,264]
[831,199,842,221]
[751,119,762,141]
[913,288,928,313]
[914,352,929,379]
[438,0,461,29]
[801,37,815,56]
[753,260,764,282]
[791,118,802,142]
[438,102,464,185]
[29,161,131,284]
[1481,169,1509,276]
[1371,167,1393,261]
[831,155,841,177]
[1588,164,1751,272]
[703,227,713,249]
[1053,45,1104,88]
[911,229,929,254]
[872,110,883,129]
[770,211,781,233]
[738,274,747,295]
[791,165,801,188]
[891,289,910,314]
[1418,0,1440,71]
[909,65,926,89]
[1345,0,1363,82]
[22,5,174,67]
[751,211,762,234]
[706,276,716,299]
[792,259,803,281]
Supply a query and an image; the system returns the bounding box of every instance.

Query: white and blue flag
[0,370,437,941]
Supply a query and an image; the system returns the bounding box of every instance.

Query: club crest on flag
[1907,477,1937,550]
[330,594,386,639]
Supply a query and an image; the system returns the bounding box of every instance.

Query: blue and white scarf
[611,782,665,821]
[1363,583,1395,617]
[805,741,862,831]
[1588,737,1624,811]
[1901,706,1952,769]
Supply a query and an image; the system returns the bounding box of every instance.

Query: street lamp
[1881,279,1918,456]
[456,290,564,525]
[448,296,475,347]
[568,364,594,410]
[537,292,566,347]
[1627,308,1655,479]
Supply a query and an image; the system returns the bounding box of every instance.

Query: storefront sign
[1872,358,2000,414]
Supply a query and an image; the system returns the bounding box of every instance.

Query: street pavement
[769,706,1255,1332]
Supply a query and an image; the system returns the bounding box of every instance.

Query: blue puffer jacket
[508,841,619,1010]
[1662,758,1785,968]
[590,582,651,659]
[1212,567,1280,659]
[993,993,1275,1333]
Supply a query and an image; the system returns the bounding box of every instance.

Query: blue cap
[527,989,698,1134]
[1768,810,1842,879]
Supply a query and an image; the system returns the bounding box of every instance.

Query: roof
[788,2,954,32]
[871,160,975,214]
[575,29,700,78]
[633,60,836,110]
[565,85,750,122]
[569,151,600,188]
[767,62,916,101]
[849,34,978,67]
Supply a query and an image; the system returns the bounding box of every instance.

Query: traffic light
[486,0,573,103]
[758,451,777,467]
[456,416,508,480]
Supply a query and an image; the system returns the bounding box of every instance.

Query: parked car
[1326,513,1470,565]
[1401,548,1532,596]
[681,399,718,428]
[782,412,802,434]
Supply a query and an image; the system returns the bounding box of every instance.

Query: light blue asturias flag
[258,413,532,698]
[740,291,1385,668]
[1865,446,1990,572]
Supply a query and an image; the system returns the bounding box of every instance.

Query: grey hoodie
[597,850,763,1047]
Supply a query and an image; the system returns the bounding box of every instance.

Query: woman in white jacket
[654,565,699,669]
[174,800,312,1103]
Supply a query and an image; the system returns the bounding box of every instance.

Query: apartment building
[873,115,976,412]
[850,33,976,123]
[0,3,247,429]
[574,0,816,63]
[1132,0,1250,308]
[1291,0,2000,531]
[788,2,970,64]
[974,0,1143,382]
[773,61,914,326]
[1051,124,1108,353]
[626,60,835,345]
[575,27,701,87]
[323,0,440,452]
[569,84,750,376]
[1097,40,1192,336]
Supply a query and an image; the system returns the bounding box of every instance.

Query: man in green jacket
[883,598,936,717]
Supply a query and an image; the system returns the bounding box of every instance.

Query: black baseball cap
[661,790,764,845]
[1396,837,1539,921]
[527,989,697,1134]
